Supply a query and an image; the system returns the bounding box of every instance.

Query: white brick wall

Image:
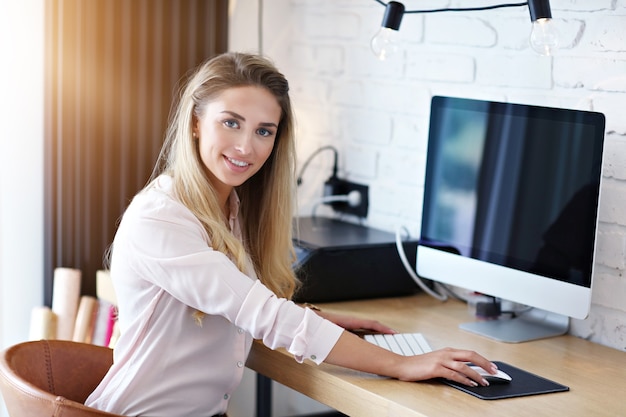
[237,0,626,351]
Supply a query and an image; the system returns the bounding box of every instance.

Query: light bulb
[371,1,405,61]
[371,27,401,61]
[530,18,559,56]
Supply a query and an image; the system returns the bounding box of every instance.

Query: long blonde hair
[150,52,299,300]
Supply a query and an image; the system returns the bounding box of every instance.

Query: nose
[233,131,253,155]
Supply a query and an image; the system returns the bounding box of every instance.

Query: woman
[86,52,497,417]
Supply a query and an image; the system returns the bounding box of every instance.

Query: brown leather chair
[0,339,123,416]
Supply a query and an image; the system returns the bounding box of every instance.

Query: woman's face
[194,85,281,202]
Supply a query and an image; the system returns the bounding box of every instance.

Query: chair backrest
[0,339,123,417]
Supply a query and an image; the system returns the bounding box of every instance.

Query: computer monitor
[416,95,606,342]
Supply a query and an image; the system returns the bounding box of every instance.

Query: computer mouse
[469,365,512,383]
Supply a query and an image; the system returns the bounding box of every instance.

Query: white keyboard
[364,333,432,356]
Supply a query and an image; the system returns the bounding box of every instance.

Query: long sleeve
[85,175,343,417]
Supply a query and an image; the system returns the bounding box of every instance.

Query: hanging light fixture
[370,1,405,61]
[370,1,558,60]
[528,0,559,56]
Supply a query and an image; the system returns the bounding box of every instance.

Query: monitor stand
[459,308,569,343]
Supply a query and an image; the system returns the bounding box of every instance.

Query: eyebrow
[221,110,278,128]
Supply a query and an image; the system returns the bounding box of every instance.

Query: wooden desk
[247,294,626,417]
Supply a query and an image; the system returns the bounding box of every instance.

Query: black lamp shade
[528,0,552,21]
[381,1,405,30]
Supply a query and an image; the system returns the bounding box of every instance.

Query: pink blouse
[85,175,343,416]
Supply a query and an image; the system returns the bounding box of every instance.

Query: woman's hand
[395,347,498,387]
[314,310,396,335]
[324,329,498,388]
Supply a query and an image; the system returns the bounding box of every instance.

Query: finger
[339,316,396,334]
[436,358,488,387]
[445,348,498,375]
[363,320,396,334]
[435,349,494,386]
[445,366,486,387]
[457,363,490,386]
[463,353,499,376]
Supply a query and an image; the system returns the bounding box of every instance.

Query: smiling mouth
[226,156,250,168]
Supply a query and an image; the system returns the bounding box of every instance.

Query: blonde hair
[151,52,299,303]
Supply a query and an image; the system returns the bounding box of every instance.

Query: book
[96,269,117,305]
[91,300,117,347]
[51,267,82,340]
[94,269,119,348]
[108,315,120,349]
[29,306,57,340]
[72,295,98,343]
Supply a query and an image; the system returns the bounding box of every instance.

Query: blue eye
[257,128,273,137]
[224,119,239,128]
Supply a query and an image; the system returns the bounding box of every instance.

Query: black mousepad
[442,361,569,400]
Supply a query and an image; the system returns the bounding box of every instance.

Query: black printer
[292,216,420,303]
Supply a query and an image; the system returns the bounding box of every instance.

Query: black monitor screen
[420,96,605,288]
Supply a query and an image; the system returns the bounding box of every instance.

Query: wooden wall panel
[44,0,228,304]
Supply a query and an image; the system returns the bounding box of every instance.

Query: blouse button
[224,393,230,400]
[237,361,244,368]
[237,327,244,334]
[310,355,317,361]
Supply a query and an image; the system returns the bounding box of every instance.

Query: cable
[394,226,448,301]
[373,0,528,14]
[311,191,362,218]
[297,145,339,186]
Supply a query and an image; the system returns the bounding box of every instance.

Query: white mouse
[469,365,512,383]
